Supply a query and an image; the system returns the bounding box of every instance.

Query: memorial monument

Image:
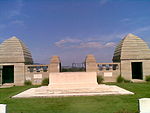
[0,33,150,88]
[12,54,134,98]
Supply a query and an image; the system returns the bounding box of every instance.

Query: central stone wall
[49,72,98,89]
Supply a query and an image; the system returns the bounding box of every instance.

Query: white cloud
[54,25,150,49]
[11,20,24,26]
[120,17,150,26]
[120,18,131,22]
[78,42,103,48]
[133,26,150,34]
[55,38,81,47]
[77,41,116,48]
[99,0,109,6]
[55,38,116,49]
[8,0,24,18]
[86,32,127,42]
[105,42,116,47]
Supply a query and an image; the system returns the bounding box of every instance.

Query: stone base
[12,85,134,98]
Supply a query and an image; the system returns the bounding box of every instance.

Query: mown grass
[0,83,150,113]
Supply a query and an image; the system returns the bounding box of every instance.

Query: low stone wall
[25,65,49,85]
[97,63,120,82]
[24,55,121,85]
[97,70,120,82]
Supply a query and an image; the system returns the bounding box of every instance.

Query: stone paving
[12,84,134,98]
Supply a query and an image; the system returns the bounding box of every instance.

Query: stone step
[0,83,14,88]
[132,79,146,83]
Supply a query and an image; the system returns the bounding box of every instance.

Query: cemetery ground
[0,83,150,113]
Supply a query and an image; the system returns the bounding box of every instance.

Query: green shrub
[145,75,150,82]
[42,78,49,86]
[24,80,32,86]
[116,75,132,83]
[117,75,124,83]
[97,75,104,84]
[124,79,132,83]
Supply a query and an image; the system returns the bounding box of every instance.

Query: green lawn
[0,83,150,113]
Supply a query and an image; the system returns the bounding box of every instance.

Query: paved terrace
[12,84,134,98]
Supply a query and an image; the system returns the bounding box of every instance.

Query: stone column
[85,54,97,72]
[49,56,61,73]
[14,63,25,86]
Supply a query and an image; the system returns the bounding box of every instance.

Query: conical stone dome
[0,36,33,64]
[113,33,150,62]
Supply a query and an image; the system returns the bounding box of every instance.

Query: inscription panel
[34,74,42,79]
[104,72,112,77]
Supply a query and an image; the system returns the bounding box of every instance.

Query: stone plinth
[49,56,61,73]
[49,72,98,89]
[85,54,97,72]
[139,98,150,113]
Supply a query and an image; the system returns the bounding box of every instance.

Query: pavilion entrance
[132,62,143,79]
[2,65,14,84]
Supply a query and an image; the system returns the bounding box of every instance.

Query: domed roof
[0,36,33,64]
[113,33,150,62]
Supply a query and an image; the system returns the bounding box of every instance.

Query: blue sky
[0,0,150,65]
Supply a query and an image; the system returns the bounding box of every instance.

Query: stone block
[139,98,150,113]
[49,72,98,89]
[0,104,6,113]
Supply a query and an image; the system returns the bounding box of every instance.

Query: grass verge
[0,83,150,113]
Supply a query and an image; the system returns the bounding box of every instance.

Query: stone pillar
[85,54,97,72]
[14,63,25,86]
[49,56,61,73]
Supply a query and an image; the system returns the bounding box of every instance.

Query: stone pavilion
[113,33,150,80]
